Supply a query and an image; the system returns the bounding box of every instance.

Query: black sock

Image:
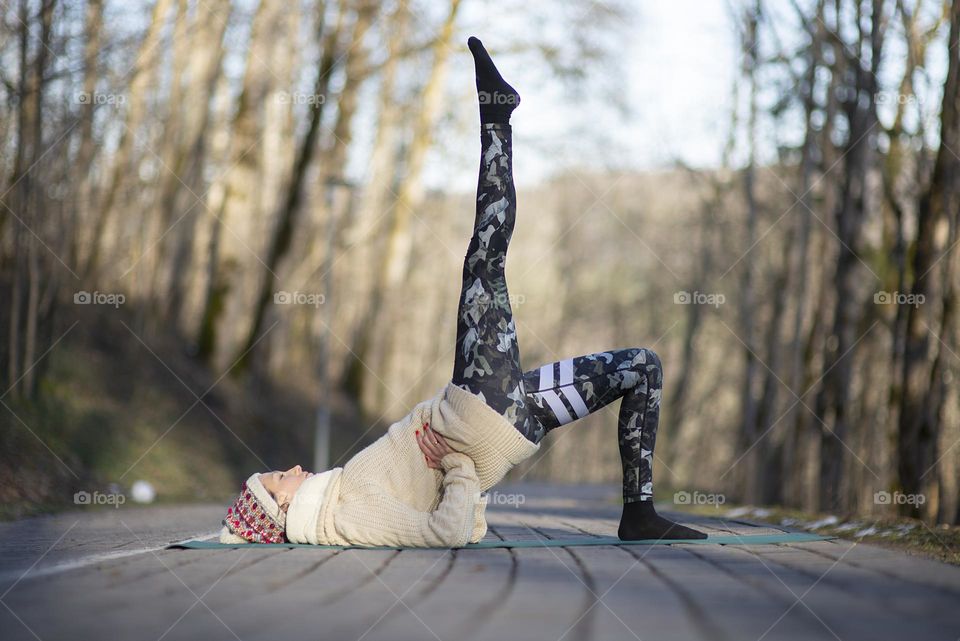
[618,501,708,541]
[467,36,520,124]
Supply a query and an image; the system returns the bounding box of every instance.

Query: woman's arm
[470,492,488,543]
[335,451,480,547]
[419,424,486,543]
[419,451,481,546]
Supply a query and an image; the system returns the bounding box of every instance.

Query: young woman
[219,37,707,547]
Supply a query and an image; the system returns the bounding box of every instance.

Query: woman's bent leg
[519,347,707,540]
[519,348,661,503]
[451,123,528,432]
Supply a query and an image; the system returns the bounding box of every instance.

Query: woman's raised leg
[519,348,708,540]
[451,37,529,433]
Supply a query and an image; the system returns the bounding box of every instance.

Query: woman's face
[260,465,313,511]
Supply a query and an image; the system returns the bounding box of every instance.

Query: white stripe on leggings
[560,385,589,419]
[559,358,574,385]
[538,363,552,390]
[539,390,573,425]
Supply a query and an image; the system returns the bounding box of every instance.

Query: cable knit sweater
[281,381,539,548]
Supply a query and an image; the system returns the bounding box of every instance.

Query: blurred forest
[1,0,959,526]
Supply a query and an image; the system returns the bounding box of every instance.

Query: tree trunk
[783,0,823,508]
[343,0,462,407]
[736,0,762,504]
[6,0,56,399]
[158,0,232,325]
[816,0,883,513]
[83,0,174,279]
[897,0,959,519]
[231,0,356,373]
[339,0,410,398]
[195,0,291,363]
[70,0,103,268]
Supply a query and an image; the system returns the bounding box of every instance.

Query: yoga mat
[169,532,832,551]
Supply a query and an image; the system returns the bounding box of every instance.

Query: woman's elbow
[427,522,469,548]
[436,530,468,548]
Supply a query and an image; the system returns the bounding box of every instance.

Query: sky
[414,0,740,191]
[101,0,950,195]
[410,0,950,193]
[614,1,739,169]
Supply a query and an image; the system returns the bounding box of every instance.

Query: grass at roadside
[0,305,369,520]
[675,501,960,566]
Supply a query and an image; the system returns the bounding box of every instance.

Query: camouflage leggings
[452,124,660,502]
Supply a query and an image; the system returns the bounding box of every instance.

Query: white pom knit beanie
[219,473,286,544]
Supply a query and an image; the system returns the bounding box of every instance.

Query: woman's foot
[618,500,708,540]
[468,36,520,124]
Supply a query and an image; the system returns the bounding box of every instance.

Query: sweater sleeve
[335,452,480,548]
[469,492,489,543]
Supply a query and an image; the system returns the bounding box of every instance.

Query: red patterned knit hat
[220,473,286,544]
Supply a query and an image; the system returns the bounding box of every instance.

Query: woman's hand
[416,423,454,469]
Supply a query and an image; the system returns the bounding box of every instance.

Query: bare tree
[231,0,376,373]
[83,0,174,279]
[734,0,763,503]
[897,0,960,519]
[814,0,885,513]
[6,0,58,399]
[195,0,294,363]
[342,0,463,405]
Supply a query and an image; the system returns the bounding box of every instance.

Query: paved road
[1,482,958,641]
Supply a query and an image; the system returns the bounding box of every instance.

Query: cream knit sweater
[283,381,539,548]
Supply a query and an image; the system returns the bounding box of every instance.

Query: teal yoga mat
[169,532,831,551]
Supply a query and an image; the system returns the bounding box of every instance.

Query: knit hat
[285,469,339,544]
[219,473,286,544]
